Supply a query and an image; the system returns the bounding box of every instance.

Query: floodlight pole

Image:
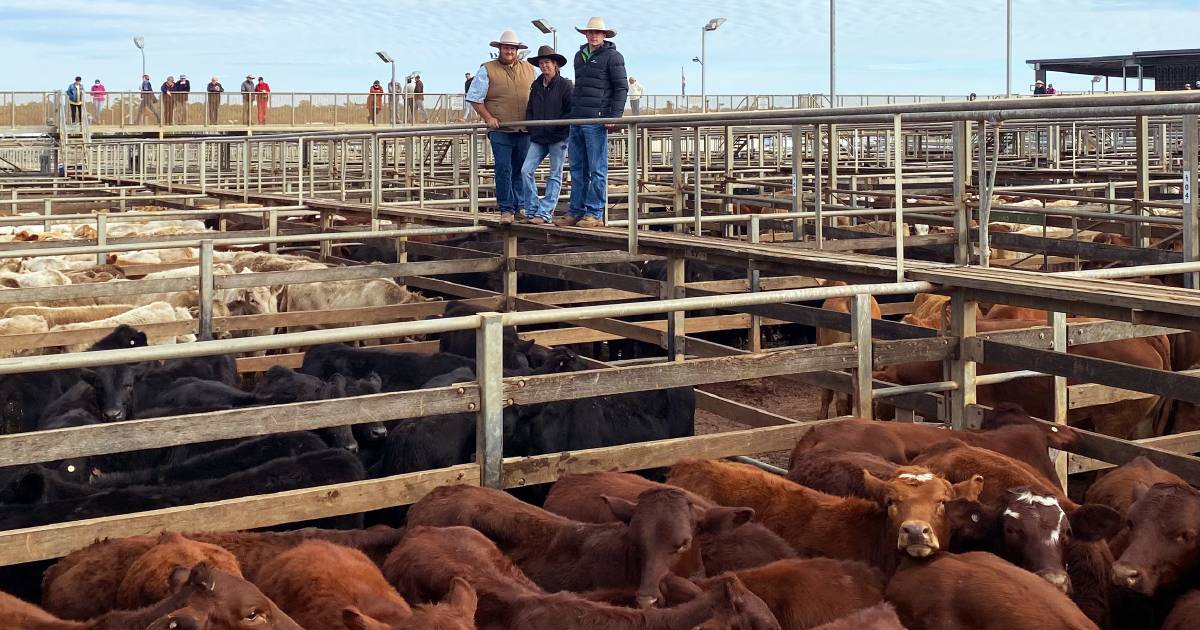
[829,0,836,105]
[1006,0,1012,98]
[389,60,397,126]
[701,27,707,113]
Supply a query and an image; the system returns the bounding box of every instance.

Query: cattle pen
[1,91,1200,574]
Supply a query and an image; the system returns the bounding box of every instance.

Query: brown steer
[543,472,794,574]
[790,414,1071,485]
[43,526,405,619]
[886,551,1099,630]
[1112,482,1200,597]
[407,484,750,608]
[385,525,780,630]
[3,564,300,630]
[667,459,982,574]
[257,540,476,630]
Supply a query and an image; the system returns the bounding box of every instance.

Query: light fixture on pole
[700,17,726,113]
[133,36,146,78]
[531,19,557,51]
[376,51,396,125]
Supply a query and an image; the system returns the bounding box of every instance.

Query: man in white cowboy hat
[520,45,573,225]
[466,30,536,223]
[1033,80,1047,96]
[557,16,628,228]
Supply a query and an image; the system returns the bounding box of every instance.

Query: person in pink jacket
[90,79,107,121]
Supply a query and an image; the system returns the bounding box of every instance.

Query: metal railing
[7,90,1154,131]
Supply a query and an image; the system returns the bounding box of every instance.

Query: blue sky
[2,0,1198,96]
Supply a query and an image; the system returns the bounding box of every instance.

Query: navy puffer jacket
[569,41,628,119]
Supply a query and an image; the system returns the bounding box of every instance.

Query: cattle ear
[168,565,192,592]
[186,563,215,592]
[341,607,372,630]
[1070,504,1123,542]
[698,505,754,535]
[953,474,985,502]
[445,577,478,618]
[79,368,98,386]
[1130,481,1150,507]
[601,495,639,523]
[861,470,892,503]
[660,573,704,604]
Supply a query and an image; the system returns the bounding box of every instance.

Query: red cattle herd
[1,410,1198,628]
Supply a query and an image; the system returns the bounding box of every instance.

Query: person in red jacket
[367,80,385,124]
[89,80,107,122]
[254,77,270,124]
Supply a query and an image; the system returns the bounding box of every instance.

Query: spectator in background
[403,75,415,122]
[560,16,627,228]
[160,76,176,125]
[463,72,475,121]
[206,76,224,125]
[1046,83,1057,95]
[968,92,977,101]
[66,77,84,124]
[627,76,644,115]
[1186,83,1194,90]
[241,74,255,124]
[520,45,573,225]
[1194,80,1200,89]
[413,73,426,122]
[466,30,535,223]
[137,74,159,124]
[1033,80,1047,96]
[90,79,107,121]
[255,76,270,124]
[174,74,192,123]
[387,77,401,124]
[368,80,385,124]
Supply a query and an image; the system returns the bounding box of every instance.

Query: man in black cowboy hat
[520,46,573,225]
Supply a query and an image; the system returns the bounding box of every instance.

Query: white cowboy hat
[576,16,616,38]
[489,30,528,49]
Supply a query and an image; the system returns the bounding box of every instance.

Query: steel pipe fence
[46,92,1200,291]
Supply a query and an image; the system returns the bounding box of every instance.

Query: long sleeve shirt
[465,65,490,104]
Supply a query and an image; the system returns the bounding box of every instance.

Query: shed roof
[1027,49,1200,79]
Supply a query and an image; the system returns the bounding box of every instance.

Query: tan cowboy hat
[576,16,616,38]
[528,45,567,68]
[489,30,528,49]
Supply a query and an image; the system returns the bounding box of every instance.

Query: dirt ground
[695,375,826,469]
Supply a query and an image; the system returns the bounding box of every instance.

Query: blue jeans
[520,140,567,220]
[488,131,531,214]
[568,124,608,220]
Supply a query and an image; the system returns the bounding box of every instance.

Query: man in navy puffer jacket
[556,16,628,228]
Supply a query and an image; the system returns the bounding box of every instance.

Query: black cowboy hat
[528,45,567,68]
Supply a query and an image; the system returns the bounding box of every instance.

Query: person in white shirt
[628,77,645,115]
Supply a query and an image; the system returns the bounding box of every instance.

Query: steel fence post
[199,240,214,340]
[851,293,873,420]
[476,312,504,489]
